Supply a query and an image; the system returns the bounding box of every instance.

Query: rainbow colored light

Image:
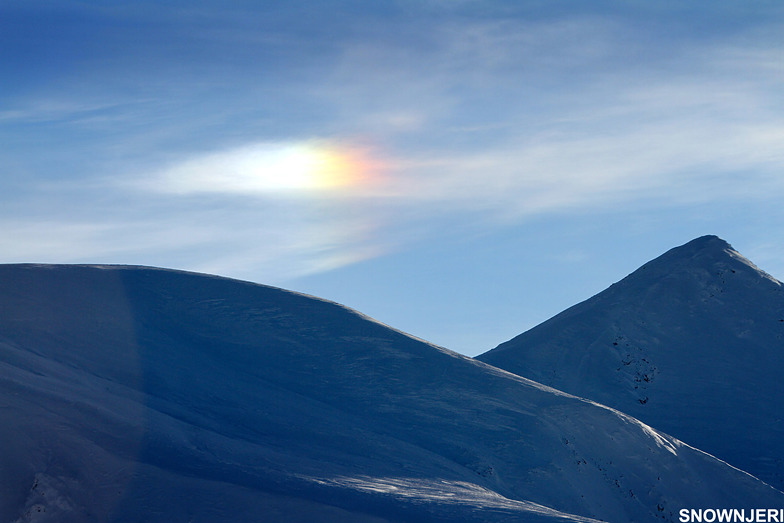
[243,142,374,191]
[156,140,386,196]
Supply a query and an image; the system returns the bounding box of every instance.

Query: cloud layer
[2,2,783,282]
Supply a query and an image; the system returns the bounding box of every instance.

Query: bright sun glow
[262,144,368,190]
[158,141,382,195]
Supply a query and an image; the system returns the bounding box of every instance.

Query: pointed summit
[478,236,784,489]
[661,234,735,265]
[680,234,729,248]
[627,235,775,285]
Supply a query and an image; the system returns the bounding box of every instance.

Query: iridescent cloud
[149,141,387,196]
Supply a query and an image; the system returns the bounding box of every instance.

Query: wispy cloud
[100,13,784,279]
[0,202,387,284]
[433,31,781,206]
[137,140,389,197]
[3,3,783,282]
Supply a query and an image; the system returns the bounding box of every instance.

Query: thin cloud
[3,4,783,282]
[113,16,784,279]
[139,141,389,197]
[370,26,784,215]
[0,206,387,284]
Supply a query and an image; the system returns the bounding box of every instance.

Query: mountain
[478,235,784,491]
[1,264,782,522]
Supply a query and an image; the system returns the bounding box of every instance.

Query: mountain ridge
[2,262,783,521]
[478,235,784,490]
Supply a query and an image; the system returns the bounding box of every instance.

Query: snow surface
[479,235,784,491]
[0,261,782,522]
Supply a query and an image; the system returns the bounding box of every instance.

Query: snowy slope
[479,235,784,491]
[1,263,782,522]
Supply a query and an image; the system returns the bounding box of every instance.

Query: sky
[2,1,783,356]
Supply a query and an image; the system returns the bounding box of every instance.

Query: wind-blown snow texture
[0,259,782,522]
[479,235,784,491]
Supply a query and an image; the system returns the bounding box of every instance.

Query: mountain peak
[478,236,784,489]
[622,235,780,290]
[681,234,732,251]
[649,234,734,264]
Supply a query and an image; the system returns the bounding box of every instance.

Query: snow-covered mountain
[478,235,784,491]
[1,263,782,522]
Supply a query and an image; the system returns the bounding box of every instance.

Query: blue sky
[2,1,783,355]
